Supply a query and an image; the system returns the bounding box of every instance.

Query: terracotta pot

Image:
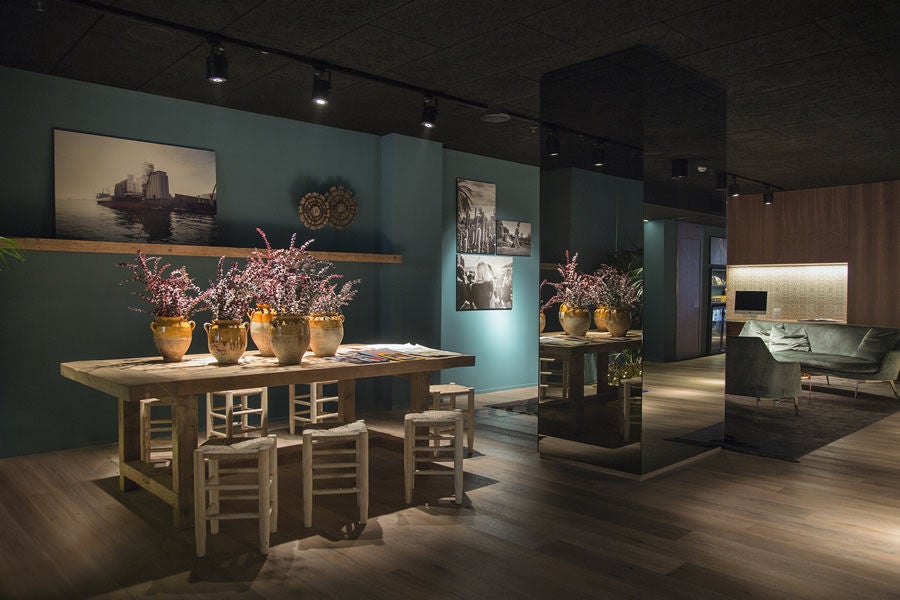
[269,314,311,365]
[204,319,248,364]
[539,310,546,334]
[605,307,632,337]
[559,304,591,337]
[150,316,194,362]
[249,303,275,356]
[593,305,609,332]
[308,313,344,357]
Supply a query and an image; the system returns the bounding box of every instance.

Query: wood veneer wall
[727,180,899,327]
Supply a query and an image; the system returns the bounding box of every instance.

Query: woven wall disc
[326,186,357,229]
[299,192,329,230]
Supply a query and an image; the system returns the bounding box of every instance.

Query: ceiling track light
[728,175,741,198]
[763,186,775,205]
[591,140,606,167]
[546,128,560,157]
[421,94,437,128]
[671,158,688,179]
[312,67,331,105]
[206,40,228,83]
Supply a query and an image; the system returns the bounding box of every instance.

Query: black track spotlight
[591,141,606,167]
[421,95,437,128]
[546,128,560,157]
[671,158,688,179]
[763,186,775,205]
[716,170,728,191]
[312,67,331,105]
[728,175,740,198]
[206,40,228,83]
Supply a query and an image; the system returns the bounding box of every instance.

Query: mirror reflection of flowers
[540,250,597,310]
[118,252,206,318]
[203,257,255,321]
[593,264,641,309]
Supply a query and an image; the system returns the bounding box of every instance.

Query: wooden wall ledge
[11,237,402,264]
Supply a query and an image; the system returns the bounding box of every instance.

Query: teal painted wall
[440,150,541,392]
[643,220,678,362]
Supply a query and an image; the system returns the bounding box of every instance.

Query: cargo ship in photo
[97,162,216,214]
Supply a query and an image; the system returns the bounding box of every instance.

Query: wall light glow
[726,263,848,322]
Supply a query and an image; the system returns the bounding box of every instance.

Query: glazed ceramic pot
[308,313,344,357]
[539,310,546,334]
[593,306,609,332]
[269,314,311,365]
[605,307,632,337]
[204,319,248,364]
[249,303,275,357]
[559,304,591,337]
[150,316,194,362]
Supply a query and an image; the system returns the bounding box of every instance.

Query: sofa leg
[792,396,799,415]
[754,397,760,422]
[889,380,898,399]
[854,381,859,400]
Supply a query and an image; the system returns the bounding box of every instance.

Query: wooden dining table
[60,347,475,528]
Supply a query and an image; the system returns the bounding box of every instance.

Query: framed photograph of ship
[496,220,532,256]
[456,178,496,254]
[456,254,513,311]
[53,129,217,245]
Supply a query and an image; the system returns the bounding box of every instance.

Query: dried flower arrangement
[540,251,597,310]
[118,252,206,319]
[202,257,255,321]
[593,264,641,309]
[311,278,360,314]
[246,229,320,315]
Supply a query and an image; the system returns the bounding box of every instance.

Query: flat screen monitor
[734,290,767,317]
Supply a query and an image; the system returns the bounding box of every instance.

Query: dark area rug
[487,398,538,416]
[670,388,900,462]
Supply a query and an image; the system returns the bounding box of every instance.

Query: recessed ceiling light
[480,112,511,124]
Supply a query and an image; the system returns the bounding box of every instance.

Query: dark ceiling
[3,0,899,201]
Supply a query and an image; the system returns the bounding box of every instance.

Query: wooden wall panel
[727,186,849,265]
[847,181,900,327]
[727,179,899,328]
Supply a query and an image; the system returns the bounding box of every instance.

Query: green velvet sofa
[734,320,900,398]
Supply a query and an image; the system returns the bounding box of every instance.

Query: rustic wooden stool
[193,435,278,557]
[428,383,475,456]
[139,398,172,463]
[301,420,369,528]
[289,381,339,434]
[206,387,268,439]
[404,410,464,505]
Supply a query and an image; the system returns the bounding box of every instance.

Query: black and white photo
[456,254,513,311]
[54,129,217,245]
[496,220,532,256]
[456,178,496,254]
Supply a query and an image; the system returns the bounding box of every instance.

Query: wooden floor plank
[1,358,899,599]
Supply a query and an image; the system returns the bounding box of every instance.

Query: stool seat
[404,410,464,505]
[194,434,278,557]
[302,420,369,528]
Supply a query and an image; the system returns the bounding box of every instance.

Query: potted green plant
[201,257,255,364]
[118,252,206,361]
[540,251,596,336]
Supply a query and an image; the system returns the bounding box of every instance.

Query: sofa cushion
[741,320,772,340]
[851,328,899,362]
[771,351,881,374]
[768,325,811,352]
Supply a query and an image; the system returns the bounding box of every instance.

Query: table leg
[569,356,584,436]
[171,396,198,529]
[118,396,140,492]
[338,380,356,422]
[408,372,430,412]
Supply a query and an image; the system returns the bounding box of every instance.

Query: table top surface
[61,346,475,401]
[539,330,643,356]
